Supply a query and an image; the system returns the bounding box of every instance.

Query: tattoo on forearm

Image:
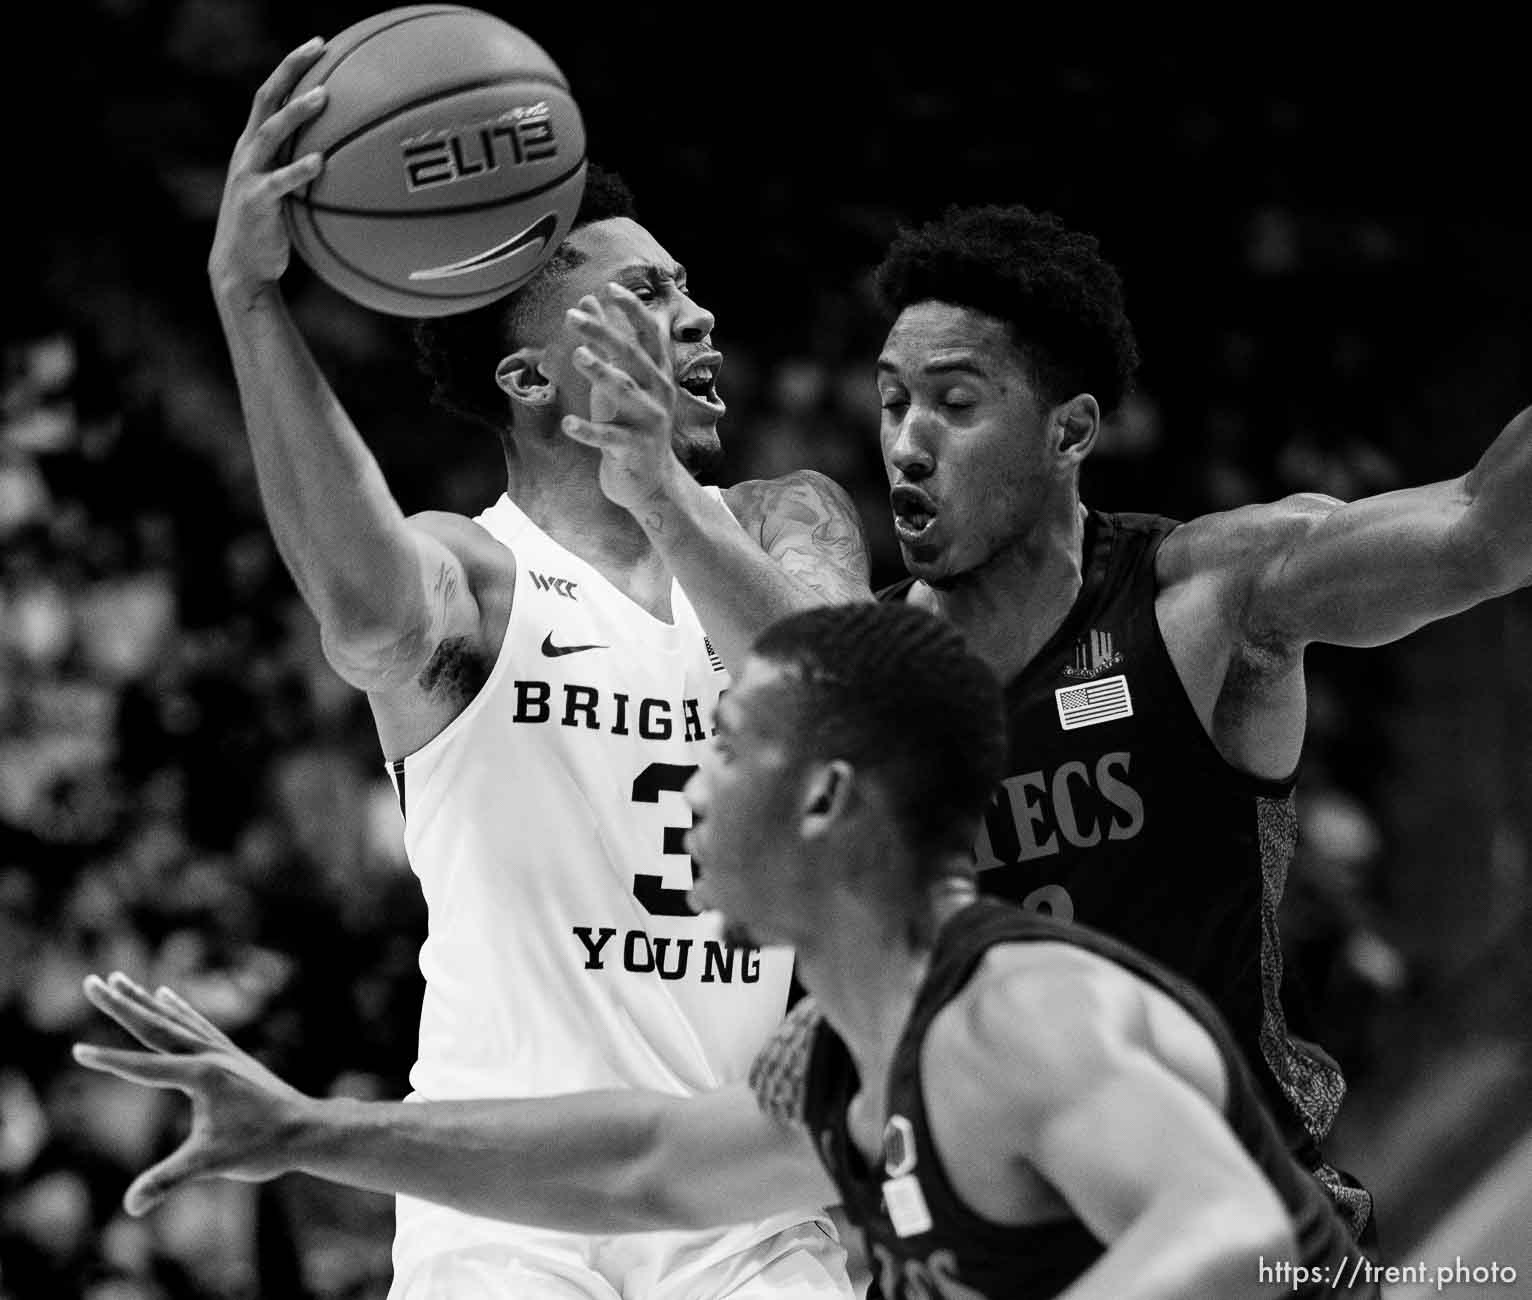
[433,563,459,604]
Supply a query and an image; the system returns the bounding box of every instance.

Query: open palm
[73,973,313,1216]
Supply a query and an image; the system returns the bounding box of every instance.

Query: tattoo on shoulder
[417,635,490,706]
[753,472,870,586]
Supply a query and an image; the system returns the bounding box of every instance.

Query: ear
[1051,393,1101,466]
[495,347,556,409]
[801,759,855,840]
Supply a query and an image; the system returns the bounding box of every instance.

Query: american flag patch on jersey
[704,636,726,673]
[1055,674,1133,730]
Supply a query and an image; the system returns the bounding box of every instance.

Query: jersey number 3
[631,762,699,917]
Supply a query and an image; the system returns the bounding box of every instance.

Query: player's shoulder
[723,469,858,538]
[931,942,1143,1101]
[406,507,497,549]
[406,508,517,582]
[1155,492,1346,587]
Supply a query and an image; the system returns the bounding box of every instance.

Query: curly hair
[411,164,640,436]
[752,603,1006,869]
[874,204,1141,417]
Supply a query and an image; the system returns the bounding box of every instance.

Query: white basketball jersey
[383,495,840,1293]
[389,493,795,1104]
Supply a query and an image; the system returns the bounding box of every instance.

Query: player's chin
[896,535,953,582]
[673,423,724,479]
[898,526,985,590]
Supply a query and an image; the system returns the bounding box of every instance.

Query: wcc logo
[402,102,559,192]
[530,571,578,599]
[1061,628,1123,680]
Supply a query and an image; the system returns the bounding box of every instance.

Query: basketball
[280,5,587,317]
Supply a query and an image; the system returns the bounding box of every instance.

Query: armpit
[416,634,490,708]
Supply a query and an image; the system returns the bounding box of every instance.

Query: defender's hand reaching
[73,973,313,1216]
[561,283,685,512]
[208,37,330,307]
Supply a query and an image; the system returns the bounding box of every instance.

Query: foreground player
[208,40,865,1298]
[870,204,1532,1239]
[77,604,1378,1299]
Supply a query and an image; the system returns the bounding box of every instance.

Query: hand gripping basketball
[562,283,685,512]
[72,973,312,1216]
[208,38,330,307]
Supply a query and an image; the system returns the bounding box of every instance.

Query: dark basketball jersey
[783,899,1377,1300]
[879,510,1366,1231]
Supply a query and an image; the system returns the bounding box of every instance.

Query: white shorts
[388,1211,854,1300]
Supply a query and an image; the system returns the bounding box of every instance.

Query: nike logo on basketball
[409,212,560,282]
[542,632,607,657]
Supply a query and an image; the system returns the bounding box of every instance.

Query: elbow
[599,1108,704,1234]
[319,608,434,692]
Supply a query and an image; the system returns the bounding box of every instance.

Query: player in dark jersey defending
[74,603,1377,1299]
[870,204,1532,1242]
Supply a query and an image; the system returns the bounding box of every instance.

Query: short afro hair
[751,602,1006,869]
[412,164,640,436]
[875,204,1140,417]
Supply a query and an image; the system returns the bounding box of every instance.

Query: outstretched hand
[561,283,684,512]
[73,973,313,1216]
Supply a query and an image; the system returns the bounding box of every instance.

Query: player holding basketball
[207,38,865,1299]
[76,604,1379,1299]
[868,203,1532,1245]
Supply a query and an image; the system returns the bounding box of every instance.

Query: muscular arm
[1155,405,1532,776]
[646,467,871,671]
[213,294,478,690]
[1178,403,1532,657]
[944,967,1294,1300]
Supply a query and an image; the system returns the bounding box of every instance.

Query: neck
[793,871,976,1081]
[502,433,671,599]
[914,493,1089,683]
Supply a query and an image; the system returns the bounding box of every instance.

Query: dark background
[2,8,1529,1297]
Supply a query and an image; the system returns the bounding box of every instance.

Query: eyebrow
[613,261,687,292]
[875,357,987,379]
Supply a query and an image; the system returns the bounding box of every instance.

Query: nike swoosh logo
[409,212,561,282]
[542,632,608,658]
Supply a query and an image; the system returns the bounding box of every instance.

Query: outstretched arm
[560,284,871,672]
[1182,404,1532,655]
[74,974,836,1230]
[209,40,480,694]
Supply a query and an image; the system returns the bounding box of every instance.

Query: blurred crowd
[3,5,1530,1298]
[0,327,430,1296]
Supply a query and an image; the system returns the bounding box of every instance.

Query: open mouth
[676,354,725,415]
[890,484,938,541]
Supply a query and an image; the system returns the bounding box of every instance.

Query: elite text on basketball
[402,104,560,192]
